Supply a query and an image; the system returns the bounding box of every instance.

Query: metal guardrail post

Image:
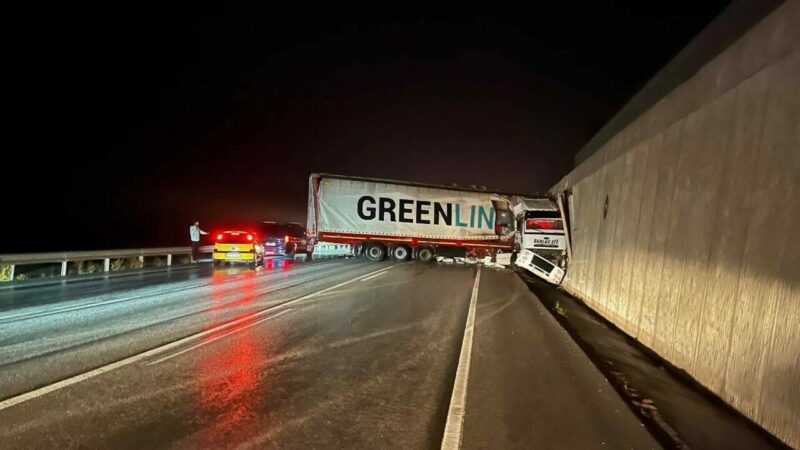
[61,261,67,276]
[167,254,172,266]
[8,265,14,281]
[103,258,110,272]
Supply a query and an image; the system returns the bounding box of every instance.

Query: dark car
[259,221,312,258]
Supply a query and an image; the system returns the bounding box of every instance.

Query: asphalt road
[0,258,659,449]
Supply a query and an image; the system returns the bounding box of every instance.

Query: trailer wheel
[416,246,435,263]
[390,244,411,262]
[365,243,387,262]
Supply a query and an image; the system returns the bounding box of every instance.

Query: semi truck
[306,173,566,284]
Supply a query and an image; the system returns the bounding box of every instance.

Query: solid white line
[441,266,482,450]
[0,264,395,411]
[146,309,292,365]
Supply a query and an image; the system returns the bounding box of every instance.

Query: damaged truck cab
[511,197,568,284]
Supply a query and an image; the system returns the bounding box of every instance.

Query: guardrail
[0,246,214,282]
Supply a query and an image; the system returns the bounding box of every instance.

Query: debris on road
[435,254,508,269]
[495,252,513,266]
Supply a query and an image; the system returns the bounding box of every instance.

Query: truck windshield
[526,218,564,230]
[524,211,563,231]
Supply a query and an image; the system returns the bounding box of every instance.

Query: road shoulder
[460,268,660,449]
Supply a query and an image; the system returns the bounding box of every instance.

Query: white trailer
[307,173,517,262]
[307,173,567,284]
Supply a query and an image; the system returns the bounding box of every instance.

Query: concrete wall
[550,2,800,446]
[574,0,784,165]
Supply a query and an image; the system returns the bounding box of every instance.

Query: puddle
[518,271,791,450]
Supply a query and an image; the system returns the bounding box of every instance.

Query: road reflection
[190,256,311,445]
[192,273,276,446]
[207,270,258,312]
[209,256,299,276]
[196,322,264,448]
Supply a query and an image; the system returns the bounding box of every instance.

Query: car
[211,230,265,268]
[260,221,312,258]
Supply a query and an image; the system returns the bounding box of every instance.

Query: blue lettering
[478,207,495,229]
[455,204,468,227]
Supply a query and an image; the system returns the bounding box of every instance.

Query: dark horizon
[3,2,731,252]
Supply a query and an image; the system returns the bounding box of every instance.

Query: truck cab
[511,197,567,284]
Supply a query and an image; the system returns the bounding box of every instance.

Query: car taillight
[216,234,223,240]
[247,234,253,241]
[284,235,289,243]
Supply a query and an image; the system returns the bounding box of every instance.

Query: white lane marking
[0,264,395,411]
[441,266,481,450]
[361,270,388,282]
[0,269,286,321]
[146,309,293,365]
[291,265,394,302]
[0,258,353,323]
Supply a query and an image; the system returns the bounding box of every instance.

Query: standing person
[189,221,208,263]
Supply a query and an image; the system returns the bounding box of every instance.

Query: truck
[306,173,567,284]
[510,196,567,284]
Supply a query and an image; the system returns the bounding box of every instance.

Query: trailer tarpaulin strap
[316,177,512,241]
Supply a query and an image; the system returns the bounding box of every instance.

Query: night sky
[4,2,730,252]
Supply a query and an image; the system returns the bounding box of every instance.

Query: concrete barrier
[551,1,800,446]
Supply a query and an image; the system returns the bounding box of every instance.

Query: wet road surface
[521,272,790,450]
[0,258,659,449]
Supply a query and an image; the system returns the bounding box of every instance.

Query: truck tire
[416,246,435,263]
[365,243,386,262]
[390,244,411,262]
[354,243,365,257]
